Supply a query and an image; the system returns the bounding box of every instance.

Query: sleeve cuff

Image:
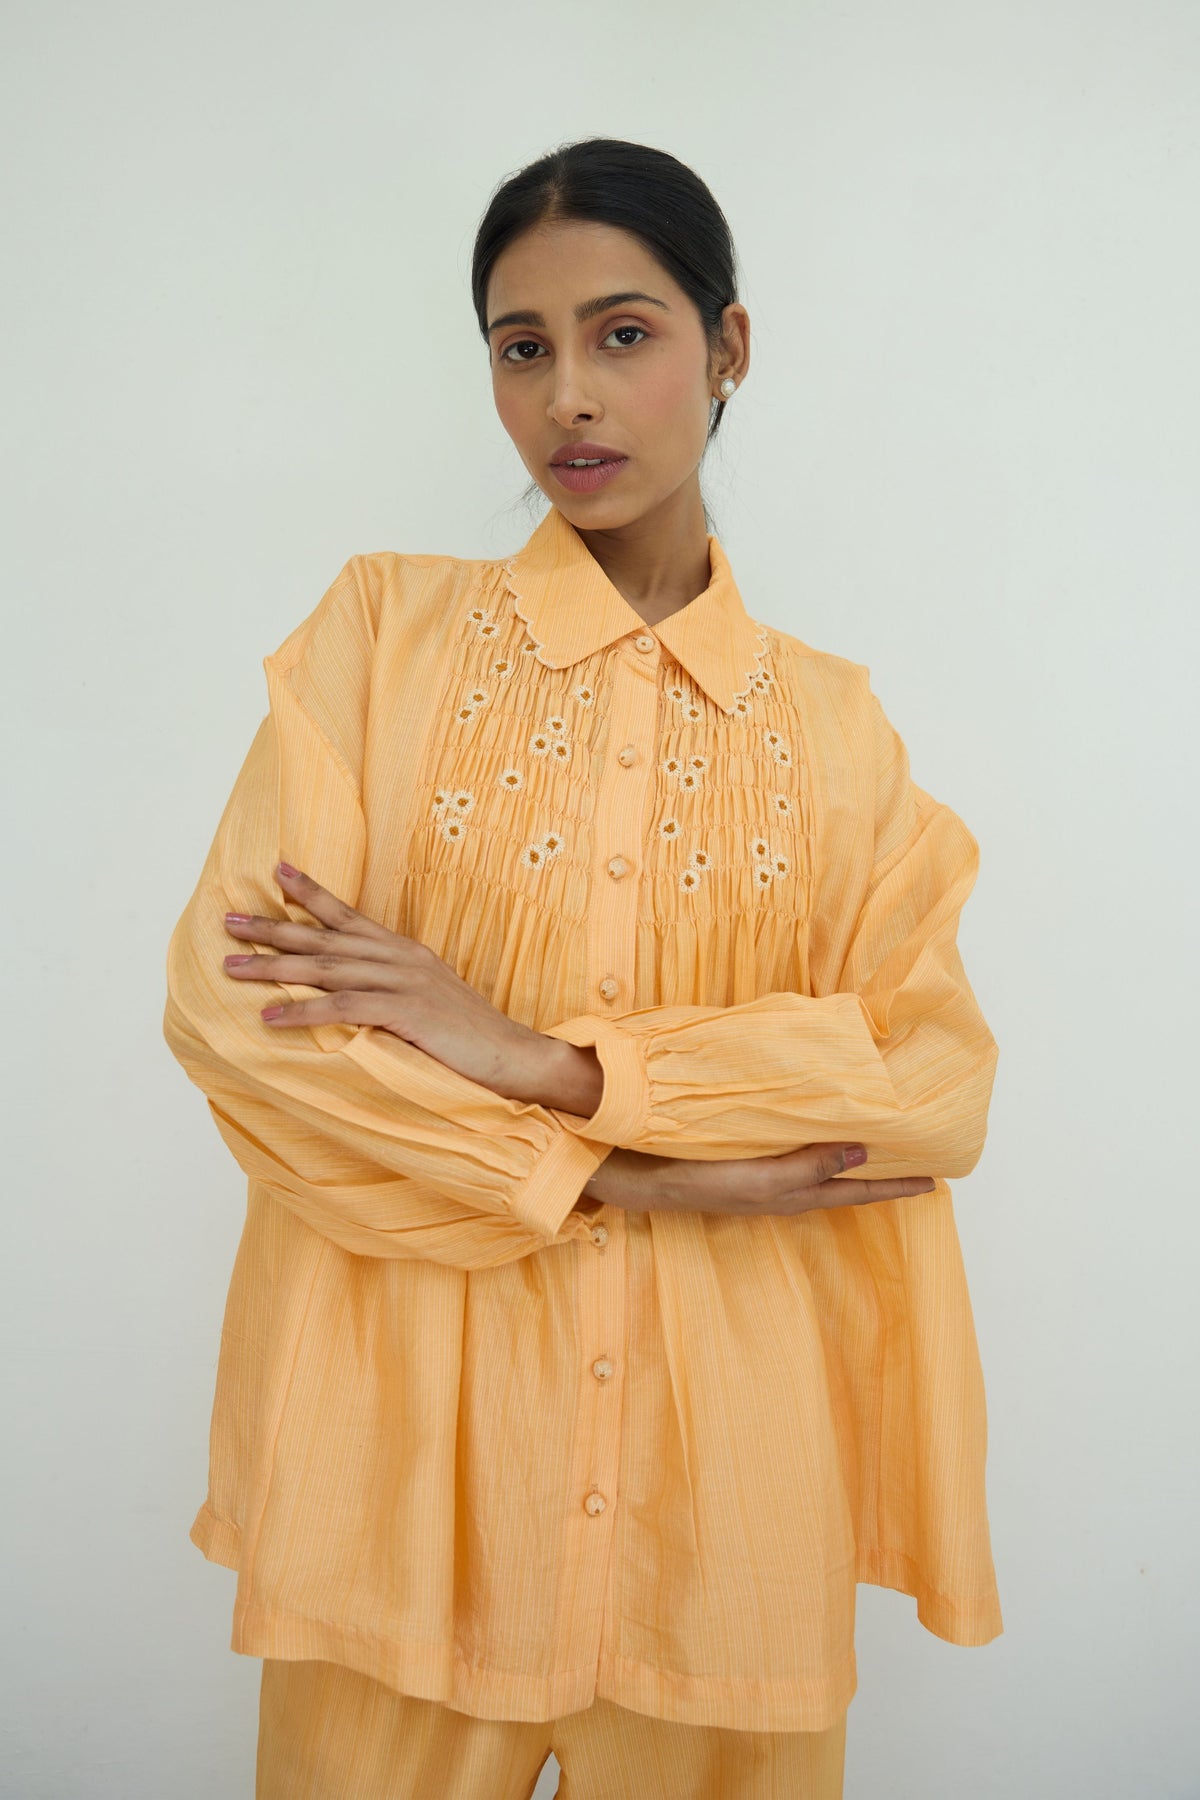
[510,1127,611,1241]
[542,1015,649,1146]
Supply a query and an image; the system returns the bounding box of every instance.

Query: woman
[164,136,1002,1800]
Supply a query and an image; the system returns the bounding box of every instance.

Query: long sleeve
[543,687,999,1182]
[162,559,606,1268]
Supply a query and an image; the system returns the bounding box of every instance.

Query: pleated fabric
[163,503,1002,1734]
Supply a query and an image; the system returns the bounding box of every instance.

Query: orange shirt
[162,504,1002,1732]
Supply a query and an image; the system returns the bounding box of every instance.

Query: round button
[617,744,639,767]
[597,976,619,1001]
[606,855,630,880]
[584,1491,607,1515]
[633,634,655,653]
[592,1358,614,1380]
[590,1224,609,1247]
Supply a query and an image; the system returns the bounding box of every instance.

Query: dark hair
[471,137,742,512]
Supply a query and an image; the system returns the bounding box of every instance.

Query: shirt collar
[499,504,769,716]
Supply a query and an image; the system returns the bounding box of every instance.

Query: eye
[498,323,648,365]
[602,324,647,349]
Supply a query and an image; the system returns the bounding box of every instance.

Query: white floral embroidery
[681,701,703,723]
[750,835,771,861]
[659,817,681,842]
[752,861,775,888]
[479,619,499,639]
[572,683,595,706]
[545,715,567,736]
[771,852,790,877]
[519,830,565,871]
[662,755,683,779]
[466,686,490,709]
[666,681,688,705]
[772,743,792,766]
[725,622,771,715]
[677,770,701,793]
[549,738,571,763]
[771,793,793,816]
[681,844,713,888]
[432,788,474,842]
[497,767,524,792]
[454,702,477,724]
[686,755,708,773]
[491,657,515,680]
[465,604,501,641]
[528,730,552,756]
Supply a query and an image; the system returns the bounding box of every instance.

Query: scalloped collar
[498,504,769,716]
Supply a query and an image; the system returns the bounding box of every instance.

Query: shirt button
[633,634,656,653]
[590,1224,609,1247]
[584,1490,607,1515]
[597,976,619,1001]
[617,744,639,767]
[606,855,630,880]
[592,1358,614,1380]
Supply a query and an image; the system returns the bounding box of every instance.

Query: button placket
[588,644,658,1009]
[544,639,650,1692]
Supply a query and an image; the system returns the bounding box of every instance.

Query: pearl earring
[720,378,736,398]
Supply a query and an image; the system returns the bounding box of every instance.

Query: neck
[570,482,712,627]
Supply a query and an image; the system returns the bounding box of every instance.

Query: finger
[800,1175,938,1211]
[224,915,395,961]
[259,990,400,1028]
[227,952,401,991]
[272,863,389,939]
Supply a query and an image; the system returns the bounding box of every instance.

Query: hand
[223,862,563,1102]
[578,1142,938,1217]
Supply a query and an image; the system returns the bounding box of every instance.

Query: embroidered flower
[687,848,711,872]
[731,698,751,721]
[677,770,701,793]
[662,755,684,779]
[771,743,792,766]
[679,866,702,893]
[752,862,775,888]
[528,730,552,756]
[771,852,790,877]
[546,715,567,736]
[432,787,451,812]
[449,789,475,815]
[572,683,595,706]
[549,738,571,762]
[666,681,688,705]
[771,793,793,816]
[466,606,489,626]
[466,687,489,709]
[687,755,708,773]
[497,767,524,792]
[751,672,772,693]
[491,657,515,680]
[750,835,771,861]
[440,818,467,845]
[519,834,565,871]
[681,701,703,723]
[454,703,477,724]
[659,817,681,842]
[478,619,499,639]
[762,730,784,752]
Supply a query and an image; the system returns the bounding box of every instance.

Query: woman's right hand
[576,1143,937,1217]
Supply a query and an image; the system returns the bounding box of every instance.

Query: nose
[547,357,600,427]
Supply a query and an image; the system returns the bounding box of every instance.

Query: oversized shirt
[162,502,1003,1733]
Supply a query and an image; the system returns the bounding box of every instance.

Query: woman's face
[485,218,748,528]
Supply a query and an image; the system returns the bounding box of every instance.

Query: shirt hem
[189,1502,998,1729]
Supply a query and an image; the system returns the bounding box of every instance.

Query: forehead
[486,219,678,314]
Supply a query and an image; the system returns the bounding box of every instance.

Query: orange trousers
[256,1658,848,1800]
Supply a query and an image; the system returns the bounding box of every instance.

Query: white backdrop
[3,2,1197,1795]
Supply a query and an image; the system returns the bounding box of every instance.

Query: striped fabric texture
[162,503,1002,1732]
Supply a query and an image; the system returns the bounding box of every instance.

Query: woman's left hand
[222,862,559,1106]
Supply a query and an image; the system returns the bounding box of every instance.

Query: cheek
[634,357,705,431]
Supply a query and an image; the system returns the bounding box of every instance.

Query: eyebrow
[486,291,671,336]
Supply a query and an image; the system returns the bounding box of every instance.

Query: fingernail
[277,862,298,878]
[843,1146,867,1168]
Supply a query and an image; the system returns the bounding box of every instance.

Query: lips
[549,442,628,466]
